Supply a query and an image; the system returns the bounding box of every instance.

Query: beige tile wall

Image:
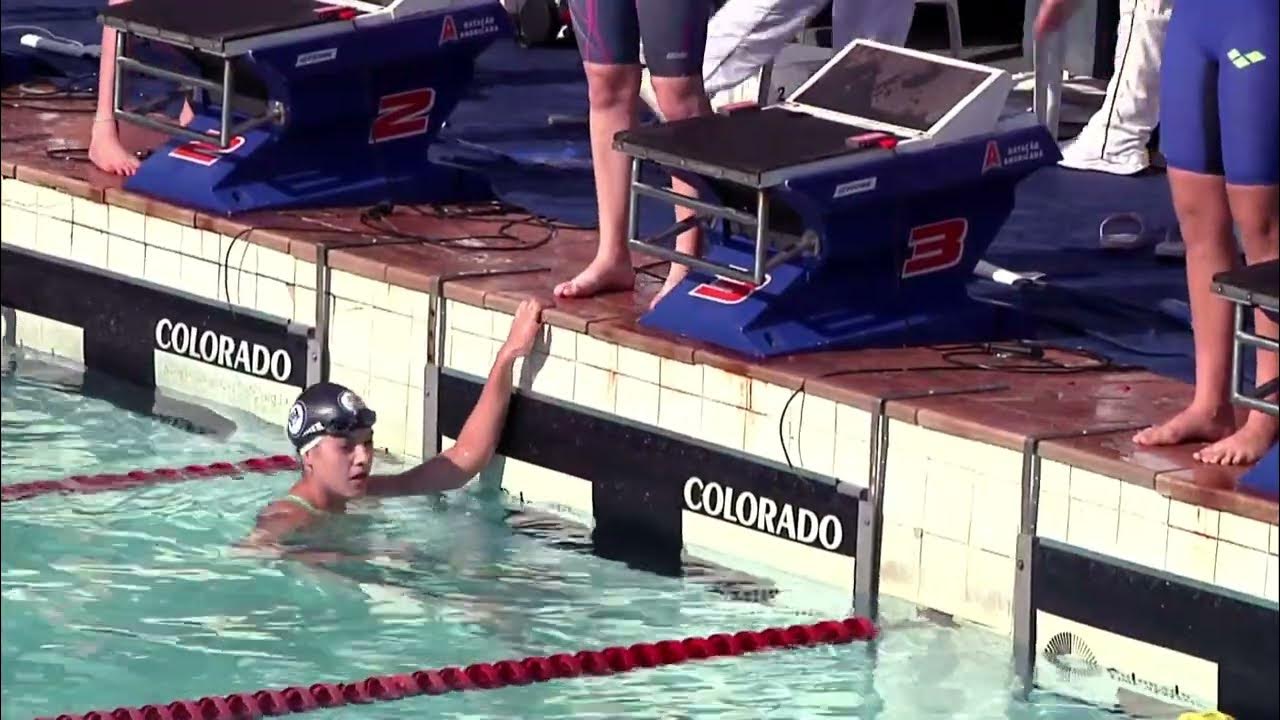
[4,177,1277,626]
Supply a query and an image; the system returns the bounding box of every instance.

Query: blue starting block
[101,0,511,215]
[614,40,1061,358]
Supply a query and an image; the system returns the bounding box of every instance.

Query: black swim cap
[286,382,377,453]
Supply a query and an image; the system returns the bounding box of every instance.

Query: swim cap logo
[287,401,306,437]
[338,390,362,413]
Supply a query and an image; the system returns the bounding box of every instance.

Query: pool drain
[38,617,877,720]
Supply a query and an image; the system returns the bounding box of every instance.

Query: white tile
[614,376,659,426]
[527,353,575,402]
[1213,541,1268,598]
[878,521,922,603]
[179,256,221,301]
[293,288,318,328]
[968,475,1020,557]
[883,446,927,527]
[1069,468,1121,509]
[1039,460,1071,498]
[918,533,967,617]
[922,464,975,543]
[255,277,293,320]
[1218,513,1271,552]
[658,387,703,438]
[2,207,38,249]
[254,246,297,286]
[69,224,106,268]
[699,399,746,451]
[1270,524,1278,556]
[72,197,109,231]
[659,357,703,395]
[576,333,617,370]
[143,246,183,287]
[144,217,184,252]
[1066,499,1118,556]
[1119,483,1170,523]
[369,311,413,383]
[1115,513,1168,571]
[963,547,1014,632]
[749,379,793,416]
[366,377,410,458]
[1266,557,1279,603]
[544,326,577,360]
[617,346,661,383]
[36,186,73,221]
[573,365,618,415]
[107,236,146,277]
[1169,500,1219,538]
[35,216,72,259]
[1036,485,1069,541]
[702,365,750,408]
[448,331,495,379]
[744,411,790,465]
[107,205,147,243]
[1166,528,1217,584]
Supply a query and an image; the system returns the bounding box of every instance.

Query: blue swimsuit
[1159,0,1279,185]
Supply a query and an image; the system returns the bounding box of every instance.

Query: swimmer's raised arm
[370,298,546,497]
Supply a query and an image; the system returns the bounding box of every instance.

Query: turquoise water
[1,358,1125,720]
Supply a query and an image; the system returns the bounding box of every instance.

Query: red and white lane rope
[40,617,878,720]
[1,455,300,503]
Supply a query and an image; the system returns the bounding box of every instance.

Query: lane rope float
[1,455,300,503]
[38,617,877,720]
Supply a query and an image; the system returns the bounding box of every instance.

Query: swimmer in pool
[245,298,546,547]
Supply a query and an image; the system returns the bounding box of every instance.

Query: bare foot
[1194,412,1279,465]
[648,262,690,311]
[1132,403,1236,447]
[553,257,635,299]
[88,126,140,176]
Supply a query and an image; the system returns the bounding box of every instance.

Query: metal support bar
[313,244,332,384]
[631,180,757,227]
[1011,421,1152,694]
[1231,303,1280,416]
[113,50,278,149]
[852,383,1009,620]
[1032,30,1065,140]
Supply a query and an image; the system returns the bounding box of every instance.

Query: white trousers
[1058,0,1171,175]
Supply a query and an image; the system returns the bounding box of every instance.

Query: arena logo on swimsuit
[154,318,292,383]
[683,477,843,551]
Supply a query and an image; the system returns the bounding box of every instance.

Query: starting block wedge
[615,40,1060,358]
[101,0,511,215]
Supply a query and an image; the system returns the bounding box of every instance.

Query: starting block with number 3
[616,40,1060,358]
[101,0,510,214]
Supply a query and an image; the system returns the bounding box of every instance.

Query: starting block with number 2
[616,40,1060,358]
[100,0,510,215]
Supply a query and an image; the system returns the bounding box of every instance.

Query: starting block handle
[1032,30,1065,139]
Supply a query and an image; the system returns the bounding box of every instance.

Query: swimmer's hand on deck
[368,298,548,496]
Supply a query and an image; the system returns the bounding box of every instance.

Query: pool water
[2,357,1128,720]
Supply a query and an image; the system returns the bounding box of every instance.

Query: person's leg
[1194,4,1279,465]
[90,0,141,176]
[90,0,197,176]
[637,0,715,307]
[555,0,643,299]
[1133,2,1241,448]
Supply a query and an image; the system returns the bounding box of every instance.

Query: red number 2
[369,88,436,144]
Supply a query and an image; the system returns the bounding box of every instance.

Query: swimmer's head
[287,382,377,497]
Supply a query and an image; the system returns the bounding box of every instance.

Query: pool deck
[3,90,1279,714]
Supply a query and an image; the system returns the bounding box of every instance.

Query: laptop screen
[790,44,994,132]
